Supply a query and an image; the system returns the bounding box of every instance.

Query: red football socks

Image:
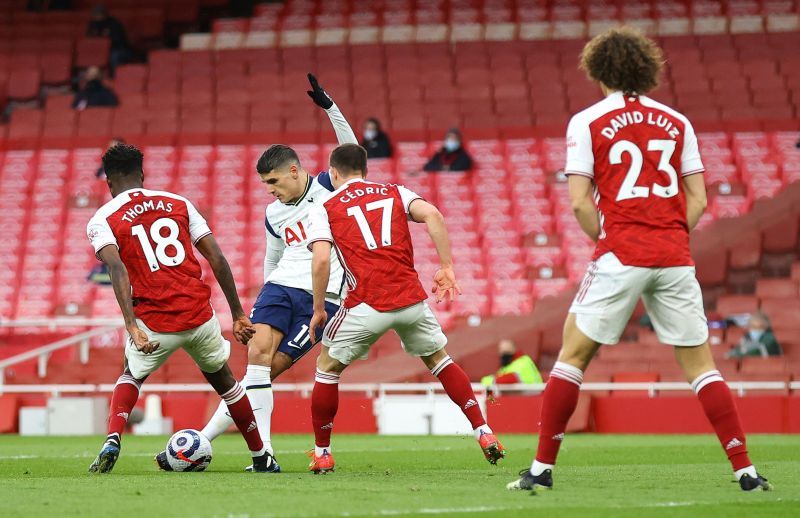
[535,361,583,465]
[432,357,486,429]
[221,382,265,456]
[692,370,752,471]
[107,373,142,442]
[312,369,341,449]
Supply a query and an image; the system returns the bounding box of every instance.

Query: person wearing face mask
[361,118,392,158]
[423,128,473,172]
[725,312,782,358]
[481,339,542,386]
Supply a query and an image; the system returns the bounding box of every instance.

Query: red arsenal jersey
[87,188,213,332]
[564,91,705,267]
[307,179,428,311]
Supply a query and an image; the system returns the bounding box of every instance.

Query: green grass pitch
[0,434,797,517]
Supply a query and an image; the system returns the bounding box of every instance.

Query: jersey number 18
[132,217,186,272]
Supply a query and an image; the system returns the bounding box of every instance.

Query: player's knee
[247,326,275,364]
[316,350,346,374]
[421,348,449,370]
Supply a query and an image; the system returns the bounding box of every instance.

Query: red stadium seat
[717,295,759,316]
[7,68,40,102]
[75,38,111,69]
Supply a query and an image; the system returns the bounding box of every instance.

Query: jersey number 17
[347,198,394,250]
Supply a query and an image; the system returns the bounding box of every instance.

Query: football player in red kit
[507,28,771,493]
[86,144,276,473]
[305,143,505,473]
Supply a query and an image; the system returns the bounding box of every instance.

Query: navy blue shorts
[250,283,340,363]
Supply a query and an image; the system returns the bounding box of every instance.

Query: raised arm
[306,73,358,145]
[567,175,601,242]
[682,173,707,232]
[408,198,461,302]
[194,235,255,345]
[97,245,160,354]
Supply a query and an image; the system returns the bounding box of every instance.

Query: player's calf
[427,352,505,464]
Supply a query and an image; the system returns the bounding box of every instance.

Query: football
[165,429,213,472]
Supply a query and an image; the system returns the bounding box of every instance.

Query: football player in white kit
[156,74,356,472]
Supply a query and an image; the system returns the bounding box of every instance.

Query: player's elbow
[424,206,445,226]
[570,197,590,216]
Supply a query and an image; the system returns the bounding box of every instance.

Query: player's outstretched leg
[204,364,278,473]
[90,371,143,473]
[508,314,599,491]
[675,344,772,491]
[192,324,283,472]
[425,350,505,464]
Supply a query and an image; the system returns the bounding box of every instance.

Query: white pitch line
[339,505,530,517]
[0,446,456,461]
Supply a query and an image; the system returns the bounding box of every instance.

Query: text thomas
[120,199,174,223]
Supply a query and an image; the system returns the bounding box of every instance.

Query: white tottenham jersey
[261,102,356,301]
[264,172,345,299]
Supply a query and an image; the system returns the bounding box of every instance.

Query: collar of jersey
[115,187,143,198]
[288,175,313,206]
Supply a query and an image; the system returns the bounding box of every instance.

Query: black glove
[306,73,334,109]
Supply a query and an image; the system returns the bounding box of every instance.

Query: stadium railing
[0,324,120,386]
[2,381,797,397]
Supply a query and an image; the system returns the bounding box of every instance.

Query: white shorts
[323,301,448,365]
[125,316,231,379]
[570,252,709,346]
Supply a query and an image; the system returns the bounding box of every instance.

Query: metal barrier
[0,326,121,388]
[1,381,797,397]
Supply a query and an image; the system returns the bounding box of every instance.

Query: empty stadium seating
[1,1,799,388]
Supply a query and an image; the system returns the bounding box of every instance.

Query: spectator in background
[424,128,473,172]
[87,5,132,73]
[73,67,119,110]
[481,339,542,386]
[726,312,782,358]
[361,118,392,158]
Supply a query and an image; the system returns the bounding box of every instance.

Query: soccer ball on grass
[165,429,212,472]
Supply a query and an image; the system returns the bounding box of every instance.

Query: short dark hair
[580,27,664,95]
[329,144,368,177]
[102,143,143,177]
[257,145,300,174]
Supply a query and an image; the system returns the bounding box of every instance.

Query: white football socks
[531,459,554,476]
[315,445,331,456]
[735,465,758,480]
[200,365,274,455]
[473,424,492,440]
[244,365,274,455]
[201,399,234,442]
